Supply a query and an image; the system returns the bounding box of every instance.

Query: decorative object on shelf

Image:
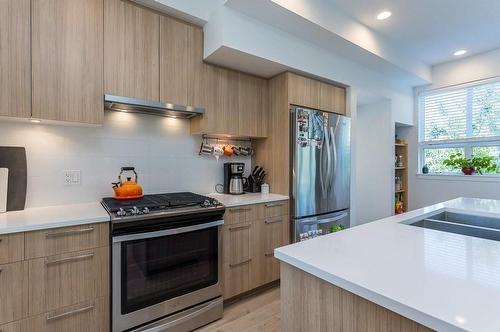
[442,154,498,175]
[395,194,405,214]
[422,164,429,174]
[396,154,404,167]
[395,176,403,191]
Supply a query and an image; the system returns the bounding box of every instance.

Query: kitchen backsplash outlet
[0,112,251,208]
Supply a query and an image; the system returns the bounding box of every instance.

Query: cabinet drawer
[224,205,259,225]
[28,247,109,315]
[259,200,288,219]
[23,297,108,332]
[25,223,108,259]
[0,233,24,264]
[0,261,28,325]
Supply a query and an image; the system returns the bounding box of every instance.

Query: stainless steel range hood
[104,95,204,119]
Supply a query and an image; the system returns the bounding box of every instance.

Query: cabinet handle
[46,304,94,321]
[229,259,251,268]
[265,202,284,208]
[265,253,274,257]
[265,218,283,224]
[46,252,94,266]
[46,226,94,238]
[228,224,251,231]
[228,207,252,213]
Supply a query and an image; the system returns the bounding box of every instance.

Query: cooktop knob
[131,206,140,215]
[117,208,126,217]
[143,207,150,214]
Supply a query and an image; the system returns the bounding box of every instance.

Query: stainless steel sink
[410,211,500,241]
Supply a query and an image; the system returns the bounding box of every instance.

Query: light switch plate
[63,170,81,185]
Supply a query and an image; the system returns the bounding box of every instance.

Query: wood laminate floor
[195,287,281,332]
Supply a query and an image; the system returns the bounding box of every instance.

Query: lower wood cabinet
[0,222,109,330]
[222,200,289,300]
[0,261,29,325]
[0,297,108,332]
[28,247,109,315]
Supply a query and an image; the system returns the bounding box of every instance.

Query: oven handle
[112,219,224,243]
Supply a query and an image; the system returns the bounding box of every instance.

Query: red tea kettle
[112,167,144,200]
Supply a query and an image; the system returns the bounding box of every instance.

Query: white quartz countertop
[207,193,289,207]
[275,197,500,332]
[0,202,110,234]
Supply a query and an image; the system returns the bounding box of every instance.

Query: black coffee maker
[223,163,246,194]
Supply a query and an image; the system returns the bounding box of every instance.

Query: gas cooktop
[102,192,223,221]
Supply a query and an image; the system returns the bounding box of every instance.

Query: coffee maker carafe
[224,163,247,195]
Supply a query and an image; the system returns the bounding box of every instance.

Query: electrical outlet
[63,170,81,185]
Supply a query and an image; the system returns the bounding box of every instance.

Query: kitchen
[1,0,500,331]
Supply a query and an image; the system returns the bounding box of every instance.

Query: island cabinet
[221,200,289,300]
[31,0,104,124]
[0,222,109,331]
[0,0,31,119]
[104,0,160,101]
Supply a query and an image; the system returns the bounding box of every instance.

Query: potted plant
[442,154,498,175]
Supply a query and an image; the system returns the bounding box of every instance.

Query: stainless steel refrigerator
[291,106,351,242]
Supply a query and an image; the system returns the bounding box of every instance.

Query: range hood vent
[104,95,204,119]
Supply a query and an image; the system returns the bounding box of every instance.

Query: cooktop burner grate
[102,192,212,212]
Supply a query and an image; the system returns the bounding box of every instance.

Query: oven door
[112,219,223,332]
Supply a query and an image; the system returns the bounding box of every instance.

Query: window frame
[418,77,500,175]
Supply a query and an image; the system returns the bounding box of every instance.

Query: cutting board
[0,147,27,211]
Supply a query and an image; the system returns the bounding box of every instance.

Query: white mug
[261,183,269,194]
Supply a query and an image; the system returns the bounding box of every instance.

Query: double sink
[410,211,500,241]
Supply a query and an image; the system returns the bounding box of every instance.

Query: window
[419,79,500,174]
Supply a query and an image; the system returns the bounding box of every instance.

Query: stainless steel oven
[112,218,224,332]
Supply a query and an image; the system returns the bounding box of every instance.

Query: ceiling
[328,0,500,65]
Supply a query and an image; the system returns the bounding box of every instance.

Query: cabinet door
[0,261,28,325]
[287,73,320,110]
[160,16,202,106]
[238,74,267,137]
[0,232,24,265]
[319,81,346,115]
[252,216,289,288]
[104,0,160,101]
[0,0,30,118]
[191,65,239,135]
[222,222,252,299]
[31,0,104,124]
[28,247,109,315]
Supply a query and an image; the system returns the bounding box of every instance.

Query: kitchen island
[275,198,500,332]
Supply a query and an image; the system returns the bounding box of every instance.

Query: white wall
[409,48,500,209]
[354,101,394,224]
[0,113,251,208]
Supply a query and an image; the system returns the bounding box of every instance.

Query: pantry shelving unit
[395,142,408,214]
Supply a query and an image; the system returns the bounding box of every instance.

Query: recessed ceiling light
[29,119,41,123]
[453,49,467,56]
[376,11,392,20]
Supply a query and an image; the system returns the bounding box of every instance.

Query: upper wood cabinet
[287,72,346,115]
[160,15,202,106]
[31,0,104,124]
[0,0,31,118]
[238,74,268,138]
[104,0,160,101]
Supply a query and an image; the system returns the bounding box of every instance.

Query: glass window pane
[423,147,465,173]
[423,90,467,141]
[472,82,500,138]
[472,146,500,174]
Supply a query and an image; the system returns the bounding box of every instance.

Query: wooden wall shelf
[395,142,408,214]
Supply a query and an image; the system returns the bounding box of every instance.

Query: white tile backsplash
[0,112,251,208]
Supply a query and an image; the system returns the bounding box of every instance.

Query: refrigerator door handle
[319,130,327,197]
[330,124,338,190]
[324,125,332,195]
[299,212,349,225]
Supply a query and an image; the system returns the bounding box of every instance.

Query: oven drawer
[0,261,29,325]
[28,247,109,315]
[0,233,24,264]
[25,223,108,259]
